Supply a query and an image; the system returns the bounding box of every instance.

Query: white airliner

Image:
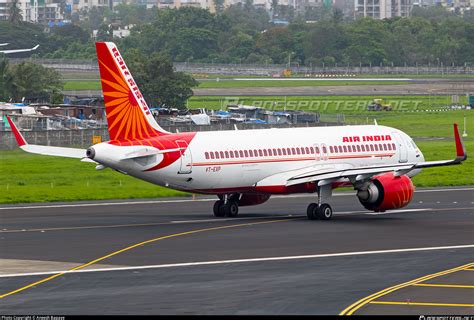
[0,44,39,54]
[7,42,467,220]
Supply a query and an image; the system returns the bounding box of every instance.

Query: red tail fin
[95,42,169,141]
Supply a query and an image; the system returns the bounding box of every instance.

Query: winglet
[6,116,27,147]
[453,123,467,161]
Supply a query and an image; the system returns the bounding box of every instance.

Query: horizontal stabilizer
[21,145,87,159]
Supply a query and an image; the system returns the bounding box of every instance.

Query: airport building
[354,0,414,19]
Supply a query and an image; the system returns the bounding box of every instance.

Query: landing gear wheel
[317,203,333,221]
[213,200,225,217]
[307,203,318,220]
[223,201,239,217]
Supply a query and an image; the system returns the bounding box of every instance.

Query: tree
[271,0,279,19]
[214,0,225,15]
[0,56,16,101]
[8,62,63,103]
[125,50,199,109]
[9,0,23,25]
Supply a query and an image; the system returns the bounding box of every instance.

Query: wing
[256,124,467,189]
[0,45,39,54]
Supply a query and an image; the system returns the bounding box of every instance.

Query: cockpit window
[410,139,418,149]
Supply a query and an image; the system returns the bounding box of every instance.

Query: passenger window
[205,152,209,159]
[374,145,379,151]
[220,151,224,158]
[356,145,361,152]
[329,146,334,153]
[268,149,273,156]
[343,145,347,153]
[210,152,215,159]
[263,149,268,156]
[305,147,310,154]
[244,150,249,157]
[282,148,287,155]
[249,150,253,157]
[225,151,229,158]
[361,145,365,152]
[239,150,244,157]
[215,152,220,159]
[392,143,396,150]
[277,149,282,156]
[370,145,374,152]
[310,147,314,153]
[322,146,327,153]
[230,151,234,158]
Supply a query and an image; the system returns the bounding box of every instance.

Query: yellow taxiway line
[0,218,293,299]
[370,301,474,307]
[413,283,474,289]
[340,262,474,315]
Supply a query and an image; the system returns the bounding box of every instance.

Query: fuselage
[91,124,424,194]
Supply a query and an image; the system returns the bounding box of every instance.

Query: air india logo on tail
[95,42,168,141]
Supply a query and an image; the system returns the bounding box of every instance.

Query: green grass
[63,81,101,91]
[63,79,410,91]
[189,95,467,111]
[2,93,472,204]
[197,80,410,88]
[0,150,187,204]
[412,140,474,187]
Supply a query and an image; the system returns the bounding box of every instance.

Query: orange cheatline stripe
[193,153,394,167]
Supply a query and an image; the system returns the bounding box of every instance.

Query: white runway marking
[0,187,472,211]
[1,244,472,279]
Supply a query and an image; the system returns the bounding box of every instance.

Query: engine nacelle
[356,172,414,212]
[238,194,271,207]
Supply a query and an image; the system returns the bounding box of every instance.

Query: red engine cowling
[238,194,271,207]
[356,172,414,212]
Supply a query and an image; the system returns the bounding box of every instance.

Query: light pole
[287,51,294,70]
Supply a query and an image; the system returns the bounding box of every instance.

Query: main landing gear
[213,194,239,218]
[307,184,333,221]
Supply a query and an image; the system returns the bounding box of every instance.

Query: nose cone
[417,148,425,163]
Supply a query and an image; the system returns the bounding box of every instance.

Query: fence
[0,121,344,150]
[8,58,473,76]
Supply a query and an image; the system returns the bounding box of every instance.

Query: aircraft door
[314,143,321,161]
[392,132,408,163]
[175,140,192,174]
[321,143,329,160]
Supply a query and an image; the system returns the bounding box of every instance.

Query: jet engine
[356,172,414,212]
